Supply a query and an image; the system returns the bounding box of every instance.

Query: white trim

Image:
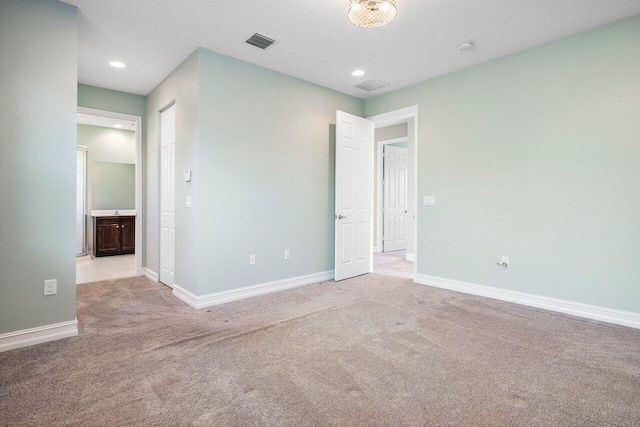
[376,136,409,253]
[405,253,415,261]
[0,319,78,352]
[143,267,159,283]
[173,270,335,309]
[368,105,419,281]
[415,274,640,330]
[77,107,144,277]
[373,246,381,253]
[369,106,419,129]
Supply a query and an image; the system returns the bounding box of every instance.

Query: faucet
[114,209,119,215]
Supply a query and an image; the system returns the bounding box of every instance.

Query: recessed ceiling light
[114,124,123,128]
[109,61,126,68]
[352,70,365,77]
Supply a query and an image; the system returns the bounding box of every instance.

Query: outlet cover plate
[44,279,57,296]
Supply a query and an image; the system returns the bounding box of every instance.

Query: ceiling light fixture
[352,70,365,77]
[114,124,123,128]
[348,0,398,28]
[109,61,126,68]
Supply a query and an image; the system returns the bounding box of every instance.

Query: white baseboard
[405,253,415,261]
[0,318,78,352]
[415,274,640,330]
[143,267,159,282]
[173,270,335,309]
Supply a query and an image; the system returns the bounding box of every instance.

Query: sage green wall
[91,162,135,210]
[365,15,640,313]
[77,125,135,164]
[146,51,201,291]
[195,48,364,295]
[0,0,78,333]
[78,84,146,119]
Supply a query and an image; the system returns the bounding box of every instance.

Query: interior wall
[145,50,201,291]
[194,48,364,295]
[364,14,640,313]
[0,0,78,334]
[78,84,147,119]
[77,125,135,164]
[90,162,135,210]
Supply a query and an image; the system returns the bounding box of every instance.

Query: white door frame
[375,136,408,253]
[76,145,88,256]
[367,106,419,279]
[77,106,144,277]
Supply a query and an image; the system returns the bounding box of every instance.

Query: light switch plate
[186,196,192,208]
[249,255,256,265]
[44,279,57,296]
[423,196,436,206]
[284,249,291,260]
[183,169,192,182]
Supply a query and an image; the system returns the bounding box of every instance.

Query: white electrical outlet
[186,196,192,208]
[44,279,57,296]
[284,249,290,260]
[249,254,256,265]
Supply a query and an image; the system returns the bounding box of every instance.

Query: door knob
[404,210,408,213]
[336,215,347,219]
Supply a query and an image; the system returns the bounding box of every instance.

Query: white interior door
[160,104,176,287]
[335,111,374,281]
[383,145,408,252]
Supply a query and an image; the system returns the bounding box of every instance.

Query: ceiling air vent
[246,33,276,50]
[354,79,390,92]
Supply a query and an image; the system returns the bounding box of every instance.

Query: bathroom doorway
[75,108,142,284]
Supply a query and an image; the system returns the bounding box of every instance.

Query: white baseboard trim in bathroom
[0,318,78,352]
[173,270,335,309]
[415,274,640,329]
[143,267,159,282]
[405,253,415,261]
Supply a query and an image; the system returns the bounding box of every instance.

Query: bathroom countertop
[91,210,136,217]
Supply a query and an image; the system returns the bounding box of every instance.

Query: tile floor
[76,254,136,284]
[372,250,414,279]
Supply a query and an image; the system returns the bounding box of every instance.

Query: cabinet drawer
[96,217,119,226]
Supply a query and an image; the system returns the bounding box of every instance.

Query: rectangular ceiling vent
[354,79,390,92]
[246,33,276,50]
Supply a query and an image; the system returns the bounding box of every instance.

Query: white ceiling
[62,0,640,99]
[78,113,136,130]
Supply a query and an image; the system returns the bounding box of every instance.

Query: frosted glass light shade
[348,0,398,28]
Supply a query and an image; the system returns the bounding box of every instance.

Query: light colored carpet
[1,274,639,426]
[373,250,413,279]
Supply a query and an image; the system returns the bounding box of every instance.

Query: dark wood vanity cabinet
[94,216,135,257]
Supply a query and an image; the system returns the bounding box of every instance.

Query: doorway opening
[75,107,143,284]
[333,106,418,283]
[369,106,418,280]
